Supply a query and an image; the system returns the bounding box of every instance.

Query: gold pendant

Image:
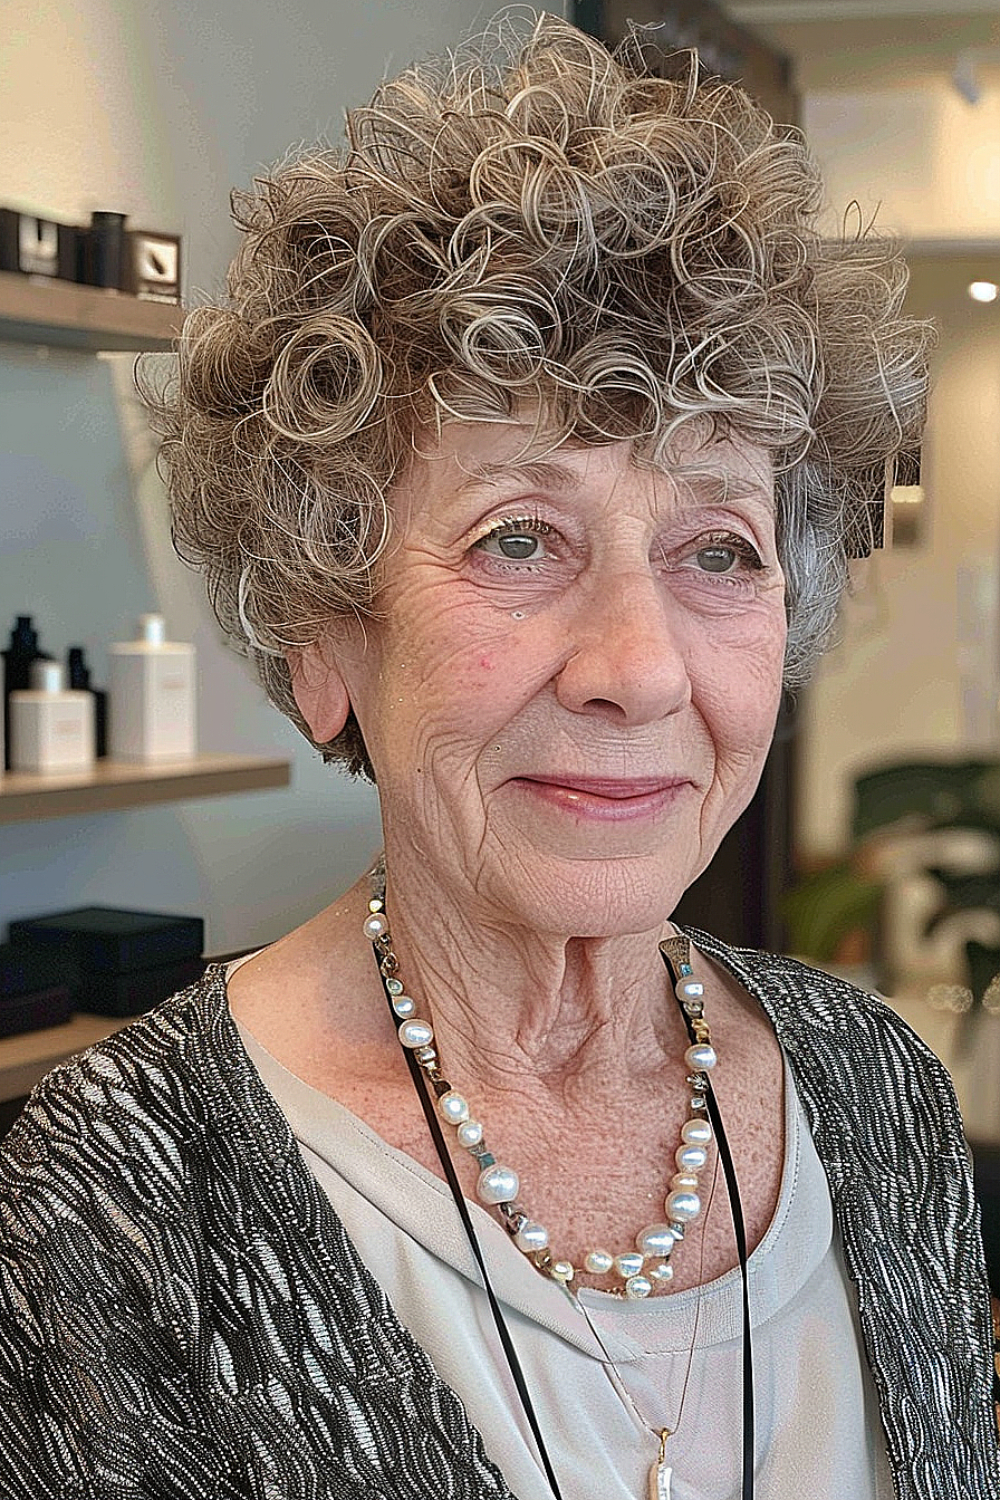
[648,1432,672,1499]
[658,935,691,975]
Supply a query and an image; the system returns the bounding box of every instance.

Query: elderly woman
[0,14,996,1500]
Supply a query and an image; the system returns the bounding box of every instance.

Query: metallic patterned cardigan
[0,934,996,1500]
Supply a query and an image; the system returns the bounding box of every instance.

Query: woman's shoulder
[688,927,967,1138]
[0,965,260,1219]
[9,961,224,1095]
[690,927,945,1050]
[0,964,309,1376]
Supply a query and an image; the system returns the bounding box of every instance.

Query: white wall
[0,0,563,953]
[794,81,1000,856]
[803,79,1000,243]
[797,257,1000,854]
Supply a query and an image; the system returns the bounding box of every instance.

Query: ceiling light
[968,282,999,303]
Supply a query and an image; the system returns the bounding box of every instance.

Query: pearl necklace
[364,889,719,1300]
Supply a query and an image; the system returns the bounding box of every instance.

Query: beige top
[229,965,896,1500]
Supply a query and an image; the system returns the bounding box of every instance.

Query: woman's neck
[375,865,688,1104]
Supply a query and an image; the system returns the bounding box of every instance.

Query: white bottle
[108,613,196,761]
[9,660,96,773]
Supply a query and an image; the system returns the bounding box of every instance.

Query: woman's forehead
[400,418,774,514]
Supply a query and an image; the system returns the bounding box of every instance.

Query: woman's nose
[554,568,691,726]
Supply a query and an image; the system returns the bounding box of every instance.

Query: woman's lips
[511,775,692,820]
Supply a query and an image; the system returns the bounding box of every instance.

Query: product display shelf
[0,752,291,824]
[0,270,182,351]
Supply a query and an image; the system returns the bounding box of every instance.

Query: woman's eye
[475,520,553,563]
[697,544,739,574]
[689,535,763,576]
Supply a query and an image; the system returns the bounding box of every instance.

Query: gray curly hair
[145,10,930,780]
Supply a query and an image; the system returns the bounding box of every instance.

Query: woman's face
[295,420,787,936]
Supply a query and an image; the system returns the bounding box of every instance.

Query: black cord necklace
[369,888,754,1500]
[659,939,755,1500]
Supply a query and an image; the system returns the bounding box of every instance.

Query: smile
[511,775,692,821]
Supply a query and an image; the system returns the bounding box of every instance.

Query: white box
[109,640,196,761]
[10,689,95,772]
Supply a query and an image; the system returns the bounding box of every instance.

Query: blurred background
[0,0,998,1263]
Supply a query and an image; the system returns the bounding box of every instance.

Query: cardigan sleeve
[0,1058,269,1500]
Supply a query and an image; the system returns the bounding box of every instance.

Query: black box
[57,222,87,282]
[0,941,75,999]
[8,907,204,974]
[0,984,73,1040]
[73,954,206,1018]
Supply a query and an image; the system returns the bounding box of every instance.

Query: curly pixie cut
[148,10,930,780]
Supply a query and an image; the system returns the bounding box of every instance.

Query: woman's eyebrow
[453,459,582,499]
[672,472,775,512]
[455,461,774,511]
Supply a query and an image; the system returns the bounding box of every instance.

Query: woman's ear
[287,637,352,744]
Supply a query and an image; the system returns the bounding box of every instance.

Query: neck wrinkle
[379,870,688,1101]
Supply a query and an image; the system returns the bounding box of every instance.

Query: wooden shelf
[0,270,182,351]
[0,1013,136,1103]
[0,753,291,823]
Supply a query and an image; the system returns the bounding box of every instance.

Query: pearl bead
[636,1224,676,1258]
[670,1172,698,1191]
[584,1249,614,1275]
[368,898,383,913]
[684,1043,717,1071]
[665,1188,700,1222]
[456,1119,483,1148]
[375,896,719,1297]
[514,1221,549,1253]
[675,977,705,1003]
[438,1091,470,1124]
[477,1164,519,1204]
[398,1019,434,1049]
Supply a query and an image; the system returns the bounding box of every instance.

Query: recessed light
[968,281,999,303]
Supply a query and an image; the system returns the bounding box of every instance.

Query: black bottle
[3,616,50,771]
[67,647,108,758]
[87,211,127,289]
